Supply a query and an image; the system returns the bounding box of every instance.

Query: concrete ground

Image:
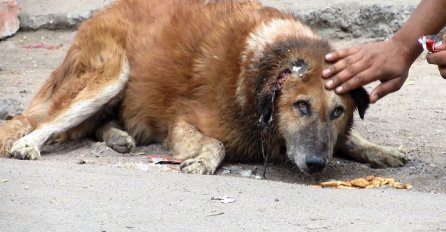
[1,159,446,231]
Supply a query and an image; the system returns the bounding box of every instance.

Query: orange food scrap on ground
[320,176,413,190]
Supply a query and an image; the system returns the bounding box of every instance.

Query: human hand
[322,39,415,103]
[426,35,446,78]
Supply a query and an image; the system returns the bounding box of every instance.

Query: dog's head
[255,38,369,175]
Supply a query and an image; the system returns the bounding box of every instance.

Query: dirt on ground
[0,30,445,194]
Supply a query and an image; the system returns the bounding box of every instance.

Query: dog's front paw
[105,132,135,153]
[367,146,408,168]
[10,140,41,160]
[180,157,216,175]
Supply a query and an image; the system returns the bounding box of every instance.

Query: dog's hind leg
[0,65,68,157]
[0,116,36,157]
[339,130,408,168]
[95,120,135,153]
[0,68,66,157]
[9,57,130,160]
[167,121,225,175]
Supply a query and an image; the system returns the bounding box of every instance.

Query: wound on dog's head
[257,58,310,129]
[291,59,308,78]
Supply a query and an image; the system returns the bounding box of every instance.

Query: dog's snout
[305,156,326,173]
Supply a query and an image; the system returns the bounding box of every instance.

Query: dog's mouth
[283,124,336,175]
[288,145,331,175]
[296,155,328,174]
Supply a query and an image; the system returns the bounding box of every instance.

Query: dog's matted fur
[0,0,407,174]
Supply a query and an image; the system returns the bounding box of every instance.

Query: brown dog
[0,0,407,174]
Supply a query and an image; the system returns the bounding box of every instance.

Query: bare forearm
[392,0,446,63]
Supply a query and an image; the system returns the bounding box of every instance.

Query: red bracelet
[418,35,443,53]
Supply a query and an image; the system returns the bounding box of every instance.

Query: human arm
[322,0,446,103]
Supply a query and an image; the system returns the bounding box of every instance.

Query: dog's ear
[350,87,370,119]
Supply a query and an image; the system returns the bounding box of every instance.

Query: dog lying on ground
[0,0,407,174]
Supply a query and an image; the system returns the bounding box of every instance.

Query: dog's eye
[294,100,310,116]
[330,106,344,120]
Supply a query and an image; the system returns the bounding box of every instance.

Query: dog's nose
[305,156,326,173]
